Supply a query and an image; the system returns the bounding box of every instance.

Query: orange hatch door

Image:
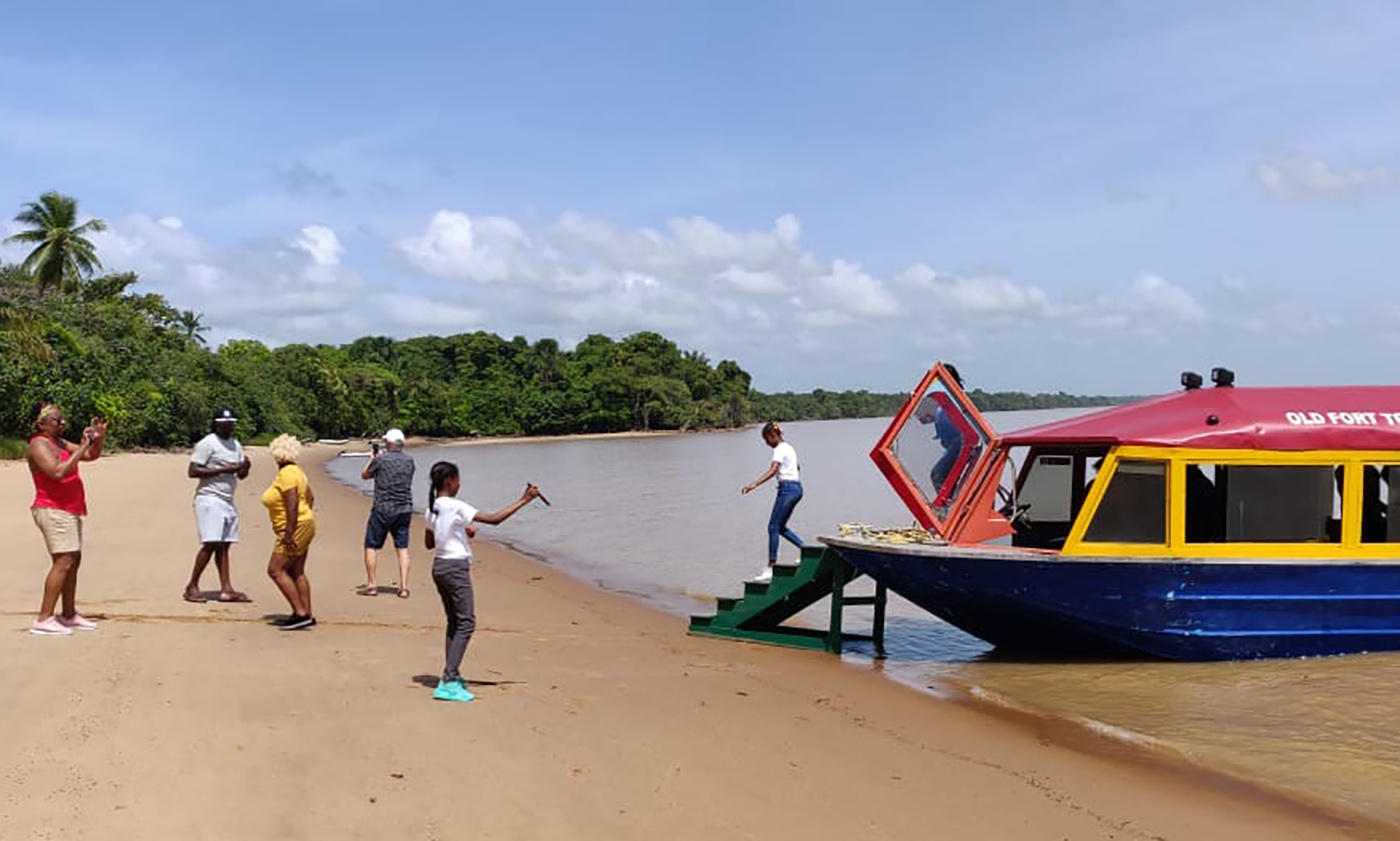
[870,362,1011,543]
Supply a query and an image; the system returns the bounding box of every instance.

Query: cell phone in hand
[372,442,381,455]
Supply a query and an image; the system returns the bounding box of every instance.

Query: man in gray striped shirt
[359,428,416,598]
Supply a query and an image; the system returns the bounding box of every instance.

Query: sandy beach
[1,447,1391,840]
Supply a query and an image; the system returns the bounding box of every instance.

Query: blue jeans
[768,480,804,563]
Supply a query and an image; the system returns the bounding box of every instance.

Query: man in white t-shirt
[183,408,252,603]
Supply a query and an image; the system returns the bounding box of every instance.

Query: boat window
[1185,464,1340,544]
[893,381,989,516]
[1010,448,1109,549]
[1021,455,1073,520]
[1083,459,1166,544]
[1361,465,1397,543]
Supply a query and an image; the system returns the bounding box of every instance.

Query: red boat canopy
[1001,386,1400,451]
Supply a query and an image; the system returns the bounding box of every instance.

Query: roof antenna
[1181,371,1203,390]
[1211,367,1235,387]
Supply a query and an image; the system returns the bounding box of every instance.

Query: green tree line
[751,387,1123,422]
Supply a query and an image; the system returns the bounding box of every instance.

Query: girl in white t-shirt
[740,421,804,583]
[423,460,543,703]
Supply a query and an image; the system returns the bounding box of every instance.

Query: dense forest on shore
[0,192,1122,452]
[753,387,1125,421]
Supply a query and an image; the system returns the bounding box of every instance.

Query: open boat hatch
[870,362,1007,542]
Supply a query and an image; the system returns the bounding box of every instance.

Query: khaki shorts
[32,507,83,555]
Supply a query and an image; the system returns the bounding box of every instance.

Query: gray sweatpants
[432,556,476,682]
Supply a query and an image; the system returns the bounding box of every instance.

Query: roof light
[1181,371,1203,390]
[1211,367,1235,387]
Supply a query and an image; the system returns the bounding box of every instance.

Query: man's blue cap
[213,408,237,422]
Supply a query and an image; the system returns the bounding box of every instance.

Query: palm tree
[176,309,210,346]
[4,192,108,295]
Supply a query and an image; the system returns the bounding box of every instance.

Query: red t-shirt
[30,434,87,516]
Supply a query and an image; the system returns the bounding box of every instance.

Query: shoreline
[0,446,1391,839]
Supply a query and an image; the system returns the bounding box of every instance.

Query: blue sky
[4,1,1400,394]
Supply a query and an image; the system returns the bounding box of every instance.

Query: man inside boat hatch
[916,364,966,510]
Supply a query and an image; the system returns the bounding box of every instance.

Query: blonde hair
[269,434,302,464]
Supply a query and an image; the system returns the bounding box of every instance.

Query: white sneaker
[30,617,73,636]
[57,614,97,631]
[751,567,774,584]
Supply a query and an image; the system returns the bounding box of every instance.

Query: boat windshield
[891,378,989,519]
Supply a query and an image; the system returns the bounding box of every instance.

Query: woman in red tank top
[27,403,107,636]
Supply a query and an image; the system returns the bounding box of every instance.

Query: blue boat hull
[823,538,1400,661]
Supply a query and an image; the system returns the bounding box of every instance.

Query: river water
[324,412,1400,828]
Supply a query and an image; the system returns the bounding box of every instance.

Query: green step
[688,546,882,654]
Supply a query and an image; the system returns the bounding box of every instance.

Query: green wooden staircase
[688,545,887,656]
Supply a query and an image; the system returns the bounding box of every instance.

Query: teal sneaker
[433,679,475,702]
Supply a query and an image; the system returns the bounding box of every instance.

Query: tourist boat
[820,363,1400,661]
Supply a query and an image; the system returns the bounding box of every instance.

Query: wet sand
[0,447,1390,840]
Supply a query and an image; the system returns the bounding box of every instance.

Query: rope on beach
[836,522,946,545]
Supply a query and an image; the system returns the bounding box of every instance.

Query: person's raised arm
[29,433,90,480]
[472,484,542,525]
[742,461,779,495]
[360,453,377,481]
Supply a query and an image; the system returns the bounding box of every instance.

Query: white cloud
[548,212,817,278]
[294,225,343,267]
[374,294,484,330]
[774,213,801,245]
[714,266,788,294]
[1254,154,1395,200]
[157,216,183,231]
[397,210,533,283]
[1128,273,1207,322]
[93,214,365,345]
[398,210,894,337]
[895,264,1050,313]
[803,259,899,319]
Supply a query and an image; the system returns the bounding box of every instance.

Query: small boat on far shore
[318,438,351,445]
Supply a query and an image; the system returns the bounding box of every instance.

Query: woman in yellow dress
[261,434,316,630]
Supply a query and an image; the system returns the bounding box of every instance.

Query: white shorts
[194,496,240,544]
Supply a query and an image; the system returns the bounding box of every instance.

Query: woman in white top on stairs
[741,421,804,583]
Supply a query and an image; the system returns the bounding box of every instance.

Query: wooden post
[827,553,847,654]
[872,581,888,659]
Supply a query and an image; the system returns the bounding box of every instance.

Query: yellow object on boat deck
[837,523,945,545]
